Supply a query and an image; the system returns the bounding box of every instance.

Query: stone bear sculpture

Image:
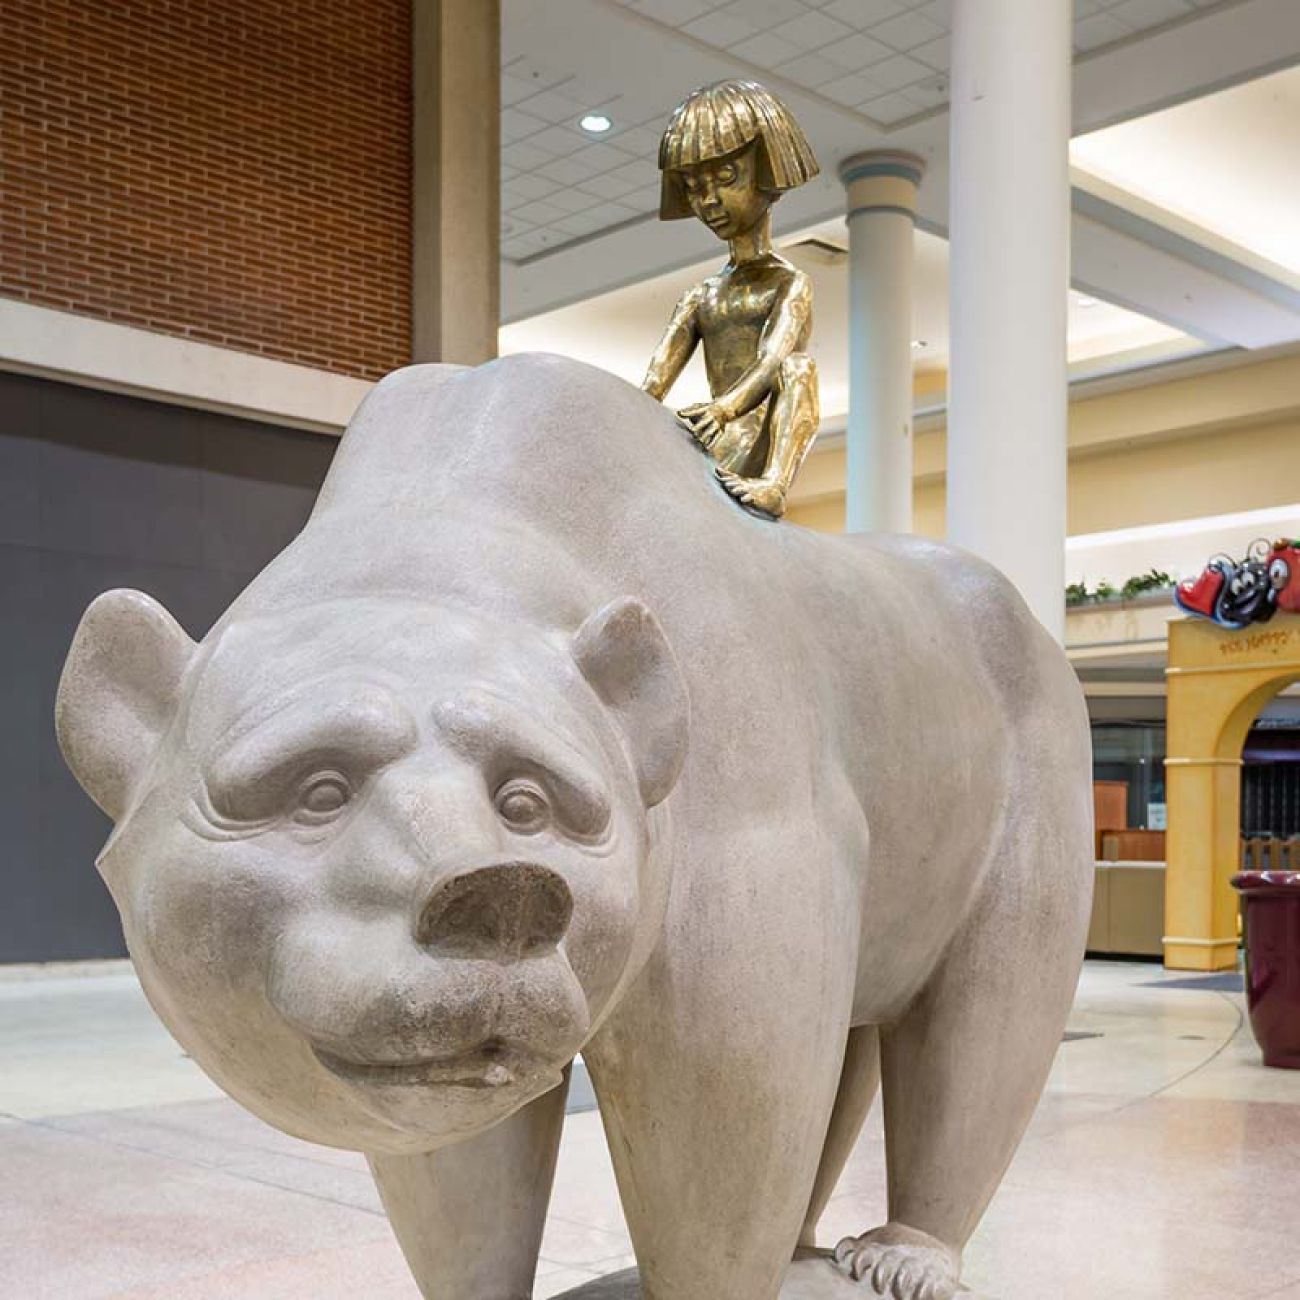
[56,355,1093,1300]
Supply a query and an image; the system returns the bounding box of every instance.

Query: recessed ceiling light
[911,339,927,349]
[579,113,613,134]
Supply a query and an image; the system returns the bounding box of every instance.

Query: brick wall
[1,1,411,380]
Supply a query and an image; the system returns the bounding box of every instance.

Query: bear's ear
[55,589,196,822]
[573,597,689,808]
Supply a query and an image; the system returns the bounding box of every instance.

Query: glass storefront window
[1091,722,1167,830]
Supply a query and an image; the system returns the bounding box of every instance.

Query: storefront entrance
[1165,613,1300,969]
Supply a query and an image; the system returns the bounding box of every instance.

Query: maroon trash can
[1231,870,1300,1069]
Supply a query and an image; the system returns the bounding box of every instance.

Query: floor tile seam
[1147,992,1248,1101]
[32,1108,368,1172]
[7,1110,384,1208]
[544,1211,633,1243]
[1023,998,1248,1139]
[539,1247,635,1269]
[6,1113,249,1171]
[222,1165,389,1217]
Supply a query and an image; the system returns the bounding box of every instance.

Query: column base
[1163,937,1239,971]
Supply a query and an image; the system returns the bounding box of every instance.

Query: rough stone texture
[55,355,1093,1300]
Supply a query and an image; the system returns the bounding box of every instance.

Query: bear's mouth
[312,1038,539,1090]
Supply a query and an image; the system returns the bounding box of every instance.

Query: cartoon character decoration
[1175,538,1300,629]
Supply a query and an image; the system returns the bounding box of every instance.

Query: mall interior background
[2,0,1300,964]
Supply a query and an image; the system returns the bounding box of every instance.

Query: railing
[1240,837,1300,871]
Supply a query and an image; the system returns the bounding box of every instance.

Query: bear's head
[56,590,687,1154]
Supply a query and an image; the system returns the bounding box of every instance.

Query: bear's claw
[833,1224,959,1300]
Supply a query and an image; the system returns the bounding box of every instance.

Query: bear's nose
[417,863,573,960]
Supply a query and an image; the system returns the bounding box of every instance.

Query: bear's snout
[416,862,574,961]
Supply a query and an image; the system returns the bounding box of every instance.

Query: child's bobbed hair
[657,80,819,221]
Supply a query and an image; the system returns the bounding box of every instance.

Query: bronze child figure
[642,80,821,519]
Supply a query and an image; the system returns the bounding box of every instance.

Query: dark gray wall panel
[0,371,336,962]
[0,379,39,546]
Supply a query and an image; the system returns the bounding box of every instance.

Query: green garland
[1066,568,1173,607]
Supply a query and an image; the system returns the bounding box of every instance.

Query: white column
[839,152,925,535]
[947,0,1072,641]
[412,0,501,365]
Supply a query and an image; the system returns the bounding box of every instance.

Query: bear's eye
[494,780,550,834]
[294,771,352,824]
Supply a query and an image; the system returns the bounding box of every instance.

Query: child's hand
[677,401,729,449]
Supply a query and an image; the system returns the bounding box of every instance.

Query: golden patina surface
[642,80,821,519]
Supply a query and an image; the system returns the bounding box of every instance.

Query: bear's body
[57,355,1093,1300]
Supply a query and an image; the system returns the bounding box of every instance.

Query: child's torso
[697,258,806,393]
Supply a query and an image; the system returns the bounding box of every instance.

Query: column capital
[838,150,926,220]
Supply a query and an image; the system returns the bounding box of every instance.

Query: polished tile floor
[2,959,1297,1299]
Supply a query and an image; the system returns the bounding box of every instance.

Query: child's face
[678,143,774,241]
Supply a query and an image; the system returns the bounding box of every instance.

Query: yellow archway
[1164,612,1300,970]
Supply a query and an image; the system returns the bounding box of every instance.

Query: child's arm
[678,272,811,446]
[642,286,702,401]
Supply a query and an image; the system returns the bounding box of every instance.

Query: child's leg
[712,407,768,477]
[717,354,819,517]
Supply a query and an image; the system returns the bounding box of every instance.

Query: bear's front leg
[583,832,860,1300]
[368,1068,570,1299]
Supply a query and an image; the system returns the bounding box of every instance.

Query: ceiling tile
[529,123,591,156]
[820,70,886,105]
[503,140,560,171]
[770,10,855,50]
[501,74,539,107]
[728,30,805,65]
[579,172,647,201]
[628,0,715,24]
[616,123,668,156]
[1073,11,1133,49]
[869,9,947,50]
[504,230,560,259]
[1108,0,1194,27]
[536,156,595,186]
[821,0,905,28]
[820,30,894,70]
[863,52,931,90]
[514,196,582,226]
[682,10,758,46]
[900,78,947,110]
[775,51,846,86]
[910,33,951,71]
[860,90,921,123]
[538,186,599,216]
[505,57,571,95]
[552,203,642,237]
[516,88,590,125]
[501,107,549,144]
[570,141,636,171]
[504,172,563,201]
[721,0,812,25]
[918,0,953,22]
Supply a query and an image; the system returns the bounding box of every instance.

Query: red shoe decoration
[1175,563,1226,619]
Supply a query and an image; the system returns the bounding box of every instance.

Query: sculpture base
[550,1252,990,1298]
